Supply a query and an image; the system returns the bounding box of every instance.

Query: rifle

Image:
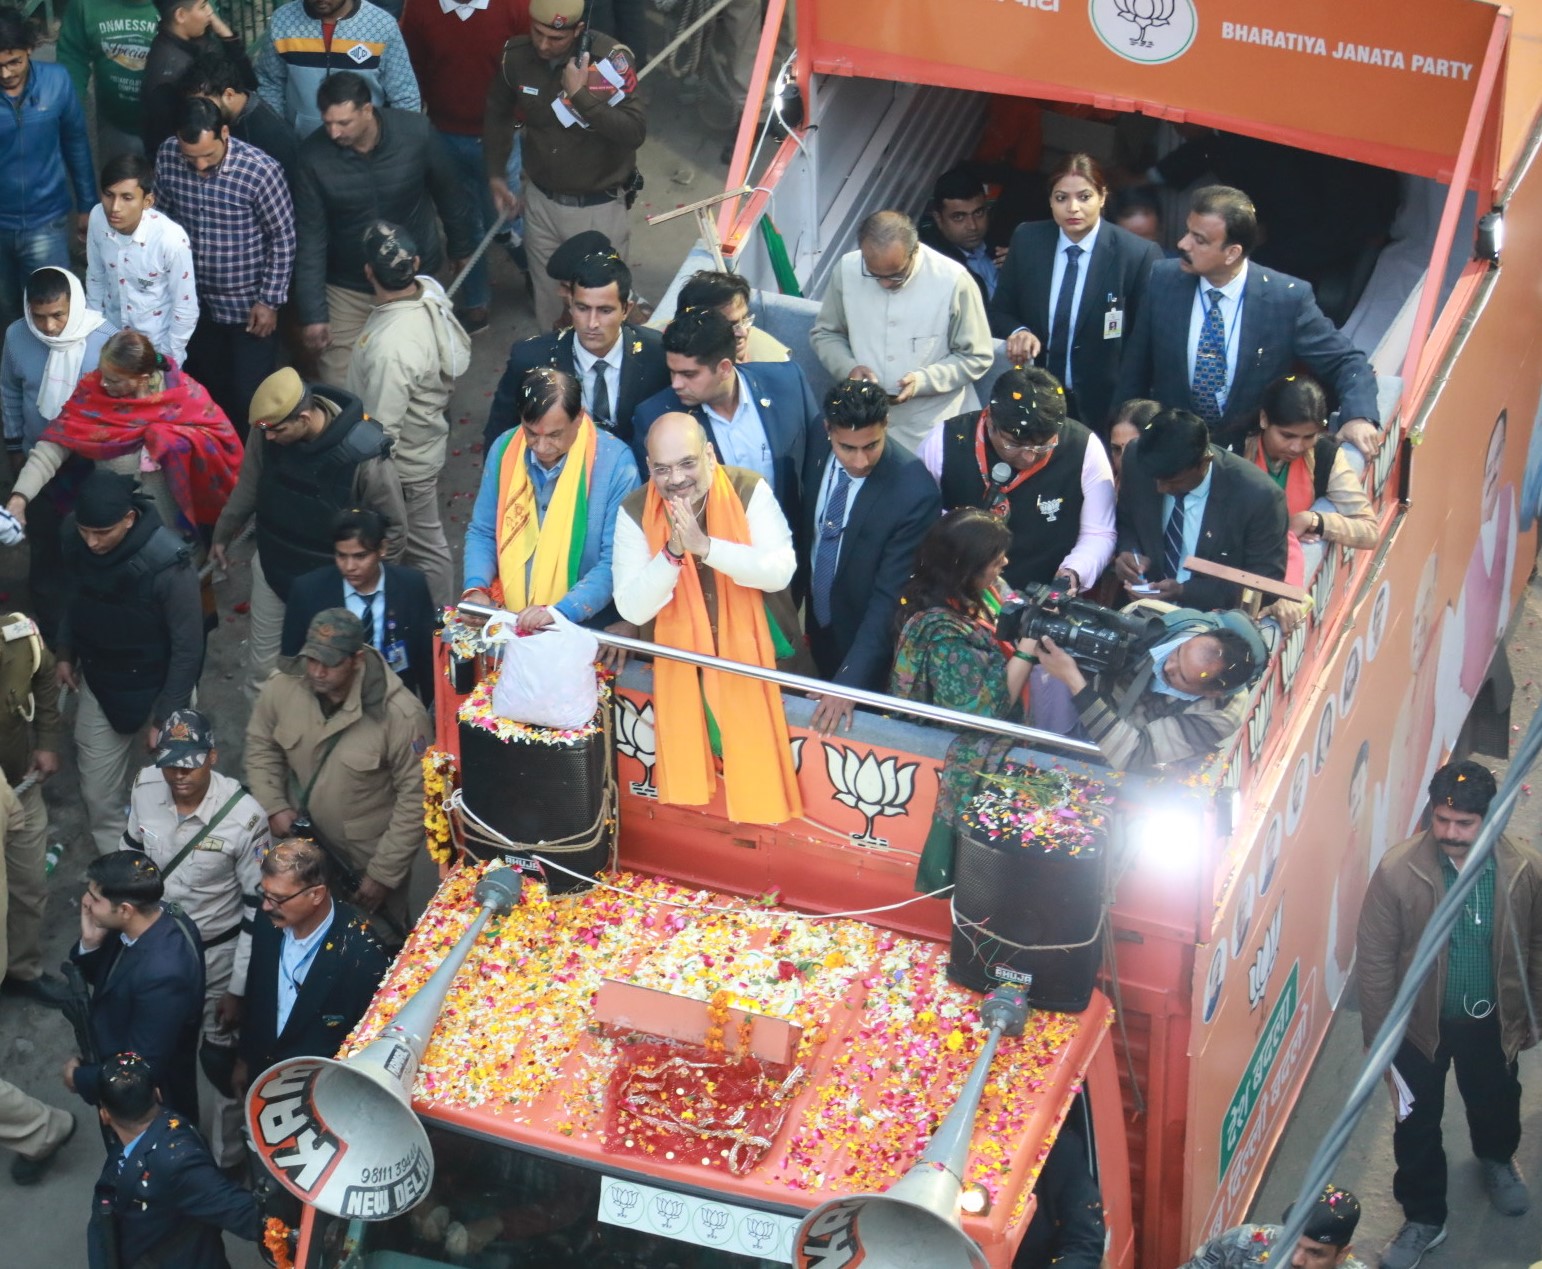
[60,959,96,1065]
[289,816,406,949]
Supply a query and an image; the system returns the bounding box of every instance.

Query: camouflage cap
[361,220,420,290]
[153,707,215,769]
[301,608,366,667]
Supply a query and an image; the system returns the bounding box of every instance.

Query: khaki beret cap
[249,367,306,427]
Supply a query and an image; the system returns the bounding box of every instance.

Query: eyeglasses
[860,246,917,284]
[991,426,1058,459]
[730,312,756,337]
[258,882,322,907]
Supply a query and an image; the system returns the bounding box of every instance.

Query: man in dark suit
[632,307,826,532]
[87,1053,260,1269]
[64,853,204,1121]
[918,166,1004,307]
[1113,407,1288,612]
[801,381,941,733]
[990,187,1162,434]
[1116,184,1382,456]
[484,251,667,453]
[232,839,390,1096]
[281,508,437,707]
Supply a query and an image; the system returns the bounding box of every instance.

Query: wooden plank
[593,979,803,1066]
[1181,556,1310,605]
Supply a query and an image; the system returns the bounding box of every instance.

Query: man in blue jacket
[632,307,826,534]
[0,9,95,326]
[87,1052,260,1269]
[64,852,205,1121]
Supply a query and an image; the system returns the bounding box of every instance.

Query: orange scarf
[1252,439,1310,588]
[643,467,802,825]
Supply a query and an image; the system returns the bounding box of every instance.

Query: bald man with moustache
[612,412,812,674]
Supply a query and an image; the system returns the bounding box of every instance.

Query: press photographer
[1021,599,1267,771]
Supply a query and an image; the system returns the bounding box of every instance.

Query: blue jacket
[89,1107,260,1269]
[464,426,642,625]
[71,903,205,1120]
[1,316,117,452]
[631,359,827,534]
[0,60,95,231]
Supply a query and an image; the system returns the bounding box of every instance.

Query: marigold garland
[421,749,458,866]
[262,1217,294,1269]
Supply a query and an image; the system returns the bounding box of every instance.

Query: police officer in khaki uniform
[484,0,646,332]
[0,612,66,1006]
[0,757,76,1185]
[244,609,428,936]
[122,708,268,1169]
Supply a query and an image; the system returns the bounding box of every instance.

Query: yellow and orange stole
[492,414,598,609]
[642,467,802,825]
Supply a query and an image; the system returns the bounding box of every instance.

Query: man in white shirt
[810,209,993,452]
[84,154,198,365]
[613,411,812,675]
[121,707,268,1168]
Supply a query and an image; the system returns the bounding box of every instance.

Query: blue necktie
[1164,495,1186,581]
[1048,243,1083,385]
[812,468,851,628]
[1191,287,1228,422]
[357,592,378,648]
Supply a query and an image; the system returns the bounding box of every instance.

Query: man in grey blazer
[1116,185,1381,457]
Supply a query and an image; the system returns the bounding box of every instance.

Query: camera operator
[1024,600,1266,770]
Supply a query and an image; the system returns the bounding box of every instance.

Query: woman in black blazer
[990,153,1162,434]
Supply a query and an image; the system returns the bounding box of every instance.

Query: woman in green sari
[890,508,1041,889]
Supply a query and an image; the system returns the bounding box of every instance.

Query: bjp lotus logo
[614,697,657,797]
[1090,0,1196,63]
[822,745,918,846]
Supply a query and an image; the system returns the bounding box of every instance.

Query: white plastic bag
[484,608,600,730]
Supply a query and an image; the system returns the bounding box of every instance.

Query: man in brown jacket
[244,608,429,936]
[1356,760,1542,1269]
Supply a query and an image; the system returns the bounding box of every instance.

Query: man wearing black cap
[346,220,470,608]
[210,365,407,702]
[485,249,666,455]
[919,367,1115,595]
[1178,1184,1366,1267]
[1113,405,1287,611]
[87,1052,260,1269]
[57,471,204,857]
[245,608,428,932]
[122,707,268,1169]
[1358,761,1542,1268]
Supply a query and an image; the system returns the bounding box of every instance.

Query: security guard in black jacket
[209,367,408,700]
[88,1053,260,1269]
[56,473,205,857]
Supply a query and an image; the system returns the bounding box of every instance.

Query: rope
[665,0,712,81]
[948,897,1107,954]
[446,211,512,301]
[454,772,956,921]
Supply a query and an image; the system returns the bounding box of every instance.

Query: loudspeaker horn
[791,985,1029,1268]
[244,867,523,1220]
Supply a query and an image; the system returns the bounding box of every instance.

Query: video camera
[995,581,1166,676]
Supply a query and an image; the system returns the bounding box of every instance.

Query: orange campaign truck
[247,1,1542,1266]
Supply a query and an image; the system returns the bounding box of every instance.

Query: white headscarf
[23,269,107,421]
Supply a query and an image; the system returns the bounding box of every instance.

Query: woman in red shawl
[5,330,241,542]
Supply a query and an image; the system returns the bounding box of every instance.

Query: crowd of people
[0,0,1432,1259]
